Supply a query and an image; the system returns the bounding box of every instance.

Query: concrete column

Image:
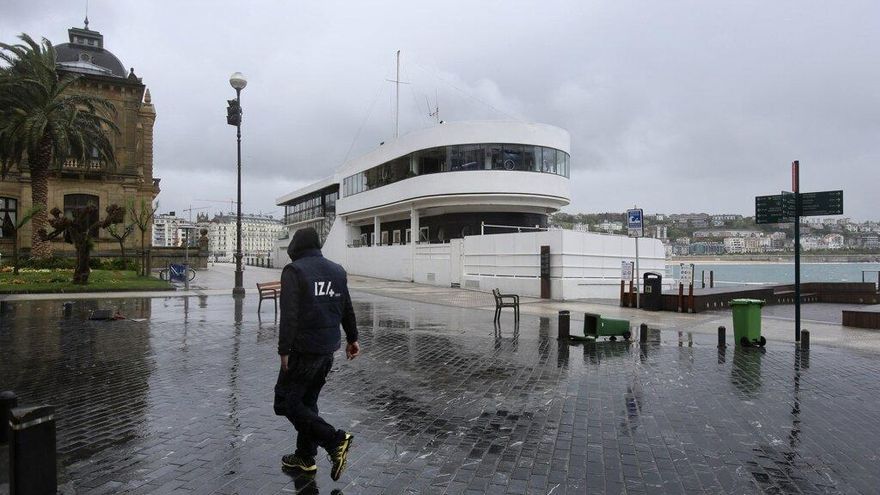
[373,216,381,246]
[410,207,420,282]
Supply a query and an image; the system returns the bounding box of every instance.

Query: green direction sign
[755,194,793,224]
[800,190,843,216]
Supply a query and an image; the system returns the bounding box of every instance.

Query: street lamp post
[228,72,247,296]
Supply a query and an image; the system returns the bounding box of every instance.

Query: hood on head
[288,227,321,261]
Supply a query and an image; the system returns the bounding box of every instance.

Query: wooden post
[688,283,695,313]
[628,280,636,308]
[710,270,714,288]
[620,280,626,307]
[678,283,684,312]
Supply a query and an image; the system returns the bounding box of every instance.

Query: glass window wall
[342,143,570,197]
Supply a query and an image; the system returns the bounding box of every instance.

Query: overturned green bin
[730,299,766,347]
[583,312,632,341]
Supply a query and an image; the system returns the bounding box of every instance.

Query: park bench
[257,281,282,316]
[492,288,520,322]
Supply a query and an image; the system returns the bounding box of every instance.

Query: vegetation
[0,33,118,259]
[130,199,158,275]
[39,204,125,284]
[0,205,41,274]
[0,268,169,293]
[107,201,136,265]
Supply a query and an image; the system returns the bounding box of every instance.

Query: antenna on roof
[427,89,440,123]
[385,50,409,139]
[84,0,89,29]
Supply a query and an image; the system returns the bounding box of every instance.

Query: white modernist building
[276,121,666,299]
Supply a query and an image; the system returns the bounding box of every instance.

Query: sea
[666,262,880,287]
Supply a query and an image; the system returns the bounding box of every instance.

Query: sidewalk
[3,265,878,352]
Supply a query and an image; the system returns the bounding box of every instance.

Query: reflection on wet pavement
[1,291,879,493]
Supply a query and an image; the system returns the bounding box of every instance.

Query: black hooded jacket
[278,228,357,355]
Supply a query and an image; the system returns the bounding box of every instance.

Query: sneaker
[328,433,353,481]
[282,453,317,472]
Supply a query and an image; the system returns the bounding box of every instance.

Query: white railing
[63,158,106,171]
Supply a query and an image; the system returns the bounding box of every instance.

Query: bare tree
[130,199,158,276]
[39,204,125,284]
[106,202,136,269]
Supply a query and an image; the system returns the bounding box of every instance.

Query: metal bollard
[718,326,726,348]
[557,311,570,340]
[62,301,74,317]
[9,405,57,494]
[1,390,18,444]
[801,329,810,350]
[639,323,648,343]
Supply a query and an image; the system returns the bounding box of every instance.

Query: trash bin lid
[729,298,765,306]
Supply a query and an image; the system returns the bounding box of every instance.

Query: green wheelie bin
[583,312,632,341]
[730,299,766,347]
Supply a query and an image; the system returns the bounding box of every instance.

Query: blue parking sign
[626,208,643,237]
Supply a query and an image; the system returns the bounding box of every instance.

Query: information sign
[621,261,634,281]
[679,263,694,286]
[626,208,644,237]
[800,190,844,216]
[755,194,793,224]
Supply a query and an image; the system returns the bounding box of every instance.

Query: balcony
[62,158,107,172]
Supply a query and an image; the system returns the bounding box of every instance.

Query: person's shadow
[283,471,344,495]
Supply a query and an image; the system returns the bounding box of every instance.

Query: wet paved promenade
[2,291,880,494]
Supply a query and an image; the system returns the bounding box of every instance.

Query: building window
[0,197,17,238]
[381,231,389,246]
[393,230,401,244]
[419,227,429,243]
[341,143,570,196]
[405,229,411,245]
[64,194,100,237]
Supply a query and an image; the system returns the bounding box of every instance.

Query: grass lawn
[0,269,172,293]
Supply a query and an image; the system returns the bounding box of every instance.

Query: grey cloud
[1,0,878,219]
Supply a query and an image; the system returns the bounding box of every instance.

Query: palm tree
[0,33,118,259]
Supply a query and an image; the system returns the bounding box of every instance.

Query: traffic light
[226,99,242,126]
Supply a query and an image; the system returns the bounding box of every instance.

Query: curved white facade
[276,120,665,300]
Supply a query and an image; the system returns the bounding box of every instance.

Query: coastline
[671,255,880,264]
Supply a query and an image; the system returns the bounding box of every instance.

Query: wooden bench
[492,288,520,322]
[257,281,282,316]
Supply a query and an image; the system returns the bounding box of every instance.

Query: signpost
[621,261,634,282]
[626,208,644,308]
[755,161,844,342]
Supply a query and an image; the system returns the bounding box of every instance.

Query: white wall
[325,222,668,300]
[461,230,667,299]
[413,243,452,286]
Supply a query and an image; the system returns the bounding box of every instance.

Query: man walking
[274,227,359,481]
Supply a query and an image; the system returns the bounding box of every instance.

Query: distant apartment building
[596,220,623,233]
[689,241,724,255]
[724,237,745,254]
[201,213,284,262]
[824,233,845,249]
[744,236,772,253]
[693,229,761,239]
[153,213,184,247]
[711,214,743,222]
[654,225,667,239]
[862,234,880,250]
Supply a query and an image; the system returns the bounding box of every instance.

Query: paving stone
[1,293,880,494]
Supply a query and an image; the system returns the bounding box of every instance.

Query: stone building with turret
[0,19,159,257]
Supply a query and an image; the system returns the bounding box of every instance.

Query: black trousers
[274,352,340,457]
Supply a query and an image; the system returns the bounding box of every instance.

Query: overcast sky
[2,0,878,221]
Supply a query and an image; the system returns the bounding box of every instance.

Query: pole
[635,237,640,309]
[395,50,400,139]
[233,87,244,296]
[793,160,801,342]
